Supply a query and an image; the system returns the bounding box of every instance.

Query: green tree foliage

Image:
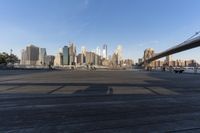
[0,52,19,64]
[0,54,6,64]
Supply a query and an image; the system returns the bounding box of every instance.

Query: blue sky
[0,0,200,62]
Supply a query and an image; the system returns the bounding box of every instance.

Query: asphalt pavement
[0,70,200,133]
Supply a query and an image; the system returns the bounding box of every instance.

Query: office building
[86,52,95,65]
[115,45,123,64]
[68,43,76,65]
[77,53,85,65]
[54,53,63,66]
[138,58,143,64]
[165,55,172,66]
[62,46,69,65]
[102,59,110,66]
[45,55,55,66]
[81,46,86,55]
[123,59,134,68]
[38,48,47,65]
[96,46,101,56]
[102,44,108,59]
[111,53,118,67]
[21,49,27,65]
[26,45,39,65]
[95,54,101,65]
[153,60,164,68]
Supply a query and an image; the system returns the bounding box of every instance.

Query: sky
[0,0,200,63]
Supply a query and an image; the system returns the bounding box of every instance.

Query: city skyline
[0,0,200,62]
[19,43,199,68]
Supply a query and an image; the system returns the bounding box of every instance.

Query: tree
[0,52,19,64]
[0,54,6,64]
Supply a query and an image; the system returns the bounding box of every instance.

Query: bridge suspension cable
[139,31,200,66]
[186,31,200,41]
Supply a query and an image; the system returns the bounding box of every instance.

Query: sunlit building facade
[68,43,76,65]
[54,53,63,66]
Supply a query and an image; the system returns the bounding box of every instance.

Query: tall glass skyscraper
[102,44,107,59]
[62,46,69,65]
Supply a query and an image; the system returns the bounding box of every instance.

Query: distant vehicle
[173,67,184,73]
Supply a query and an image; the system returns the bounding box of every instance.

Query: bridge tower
[143,48,155,70]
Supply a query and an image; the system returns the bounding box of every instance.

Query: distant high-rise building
[45,55,55,66]
[26,45,39,65]
[123,59,134,68]
[166,55,172,66]
[62,46,69,65]
[154,60,164,68]
[77,53,85,65]
[58,48,63,53]
[86,52,95,65]
[102,44,108,59]
[96,46,101,56]
[68,43,76,65]
[81,46,86,55]
[21,49,27,65]
[108,55,112,61]
[115,45,123,64]
[95,54,101,66]
[54,53,63,66]
[138,58,143,64]
[111,53,118,68]
[38,48,47,65]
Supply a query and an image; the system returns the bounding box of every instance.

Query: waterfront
[0,70,200,132]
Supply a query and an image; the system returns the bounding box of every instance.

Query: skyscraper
[77,53,85,65]
[45,55,55,66]
[95,54,101,66]
[38,48,47,65]
[102,44,107,59]
[115,45,123,65]
[26,45,39,65]
[21,49,27,65]
[68,43,76,65]
[86,52,95,65]
[81,46,86,55]
[54,53,63,66]
[96,46,101,56]
[62,46,69,65]
[166,55,172,66]
[112,53,118,68]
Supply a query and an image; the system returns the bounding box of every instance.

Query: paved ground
[0,70,200,133]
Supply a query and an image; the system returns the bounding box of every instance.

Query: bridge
[139,35,200,66]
